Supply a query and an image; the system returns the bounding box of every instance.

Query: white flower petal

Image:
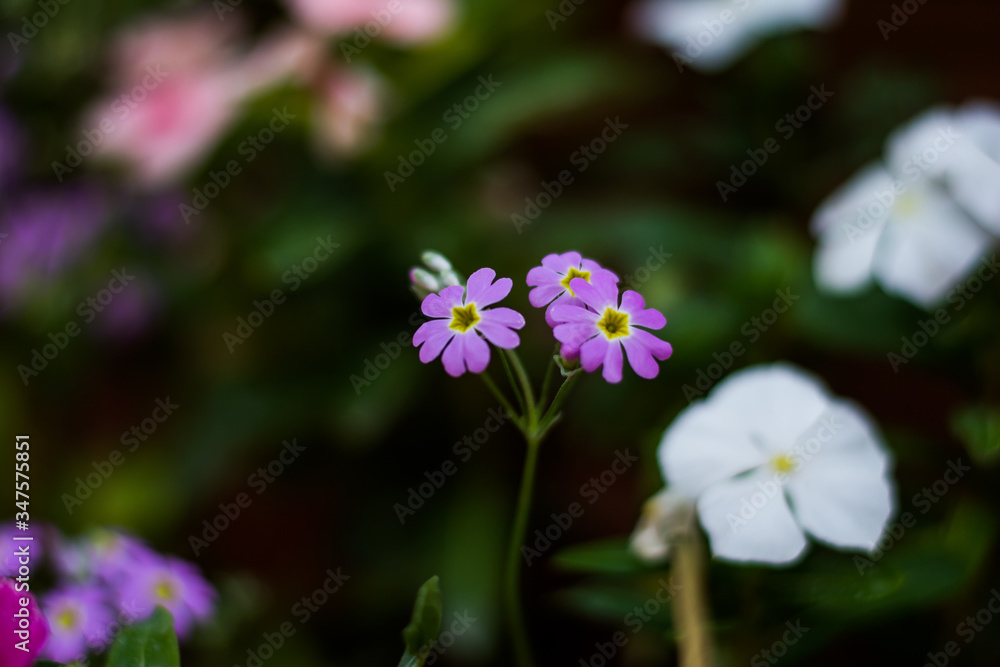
[884,106,956,181]
[706,364,832,456]
[697,469,808,565]
[660,401,767,500]
[811,163,893,292]
[945,102,1000,233]
[872,183,992,308]
[787,401,895,550]
[629,488,695,562]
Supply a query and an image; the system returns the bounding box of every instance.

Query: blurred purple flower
[40,584,116,663]
[0,523,45,577]
[0,577,49,666]
[114,555,215,638]
[0,186,109,309]
[84,529,158,583]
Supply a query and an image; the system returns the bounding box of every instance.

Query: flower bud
[410,268,440,293]
[421,251,452,272]
[439,269,462,287]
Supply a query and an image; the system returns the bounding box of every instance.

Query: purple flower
[0,523,45,577]
[0,186,108,309]
[40,585,115,663]
[114,555,214,639]
[413,267,526,377]
[526,251,619,326]
[551,273,672,383]
[85,529,158,582]
[0,577,49,667]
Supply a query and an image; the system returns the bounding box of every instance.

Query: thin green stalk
[538,372,580,431]
[498,346,527,416]
[481,373,522,431]
[504,433,541,667]
[503,349,537,428]
[538,353,557,410]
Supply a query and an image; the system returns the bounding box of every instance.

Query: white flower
[658,364,894,565]
[630,0,844,72]
[812,102,1000,309]
[629,489,696,562]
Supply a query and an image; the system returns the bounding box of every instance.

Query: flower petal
[570,273,619,312]
[660,402,768,499]
[553,322,595,347]
[441,334,467,377]
[602,340,624,383]
[465,267,513,308]
[462,331,491,374]
[786,401,894,551]
[579,335,609,374]
[550,303,599,325]
[481,306,525,329]
[697,469,809,565]
[413,319,454,363]
[581,260,619,283]
[541,251,582,273]
[420,285,464,318]
[476,310,523,349]
[630,328,673,360]
[622,335,660,379]
[620,290,666,329]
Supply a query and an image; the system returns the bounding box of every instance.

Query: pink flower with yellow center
[551,273,672,383]
[526,251,619,326]
[413,268,525,377]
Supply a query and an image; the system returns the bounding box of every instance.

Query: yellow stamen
[154,579,177,602]
[56,608,79,630]
[893,192,920,218]
[449,304,480,333]
[771,454,796,473]
[597,308,629,340]
[560,267,592,296]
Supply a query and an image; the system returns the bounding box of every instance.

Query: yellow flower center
[154,579,177,602]
[893,191,921,219]
[56,608,79,630]
[597,308,629,339]
[449,303,480,333]
[560,267,591,296]
[771,454,796,473]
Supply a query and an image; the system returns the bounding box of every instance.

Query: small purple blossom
[84,529,159,583]
[40,585,116,664]
[413,267,526,377]
[526,251,619,326]
[551,273,672,383]
[114,555,215,639]
[0,578,48,667]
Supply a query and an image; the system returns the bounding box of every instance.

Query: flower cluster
[632,364,895,565]
[0,525,215,664]
[411,251,673,383]
[812,102,1000,308]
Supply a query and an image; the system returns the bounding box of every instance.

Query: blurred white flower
[658,364,894,565]
[812,103,1000,309]
[313,66,387,157]
[630,0,844,72]
[629,488,695,562]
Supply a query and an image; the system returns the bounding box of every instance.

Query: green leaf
[552,539,644,575]
[106,606,180,667]
[951,405,1000,466]
[400,576,443,664]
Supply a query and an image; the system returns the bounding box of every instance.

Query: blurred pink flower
[314,67,387,156]
[285,0,456,44]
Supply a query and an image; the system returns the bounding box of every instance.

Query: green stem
[503,349,537,428]
[481,373,522,430]
[498,346,527,416]
[538,352,558,410]
[538,372,580,431]
[504,433,541,667]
